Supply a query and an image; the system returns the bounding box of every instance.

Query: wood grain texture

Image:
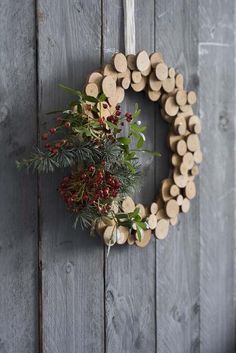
[155,1,200,353]
[103,0,156,352]
[0,1,38,352]
[37,1,104,352]
[199,1,235,352]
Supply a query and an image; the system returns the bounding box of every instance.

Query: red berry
[55,143,61,149]
[64,122,71,128]
[88,165,95,173]
[83,194,88,201]
[52,148,58,155]
[101,160,106,166]
[80,173,87,180]
[116,105,120,110]
[98,117,104,125]
[103,103,108,109]
[103,187,110,198]
[41,133,48,140]
[49,127,57,134]
[99,190,104,198]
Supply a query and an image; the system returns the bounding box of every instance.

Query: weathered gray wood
[37,1,104,352]
[155,1,200,353]
[0,1,38,352]
[103,1,156,353]
[199,1,235,352]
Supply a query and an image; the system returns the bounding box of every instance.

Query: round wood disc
[161,178,173,201]
[135,229,152,247]
[155,219,169,239]
[135,203,147,219]
[149,72,162,91]
[191,165,199,176]
[177,194,184,206]
[175,73,184,89]
[165,199,179,218]
[193,150,203,164]
[150,52,163,68]
[141,65,151,77]
[176,90,187,106]
[170,184,180,197]
[132,70,142,83]
[88,71,103,86]
[102,76,116,98]
[155,63,168,81]
[184,181,196,200]
[163,78,175,93]
[171,153,182,167]
[95,219,107,236]
[165,96,179,116]
[183,152,194,170]
[173,168,188,188]
[113,53,127,73]
[131,76,146,92]
[179,162,188,175]
[147,89,161,102]
[176,139,187,156]
[181,198,190,213]
[127,54,136,70]
[127,232,135,245]
[103,225,116,246]
[187,91,197,105]
[170,216,178,226]
[122,196,136,213]
[150,202,158,214]
[85,82,99,98]
[136,50,150,72]
[103,64,118,80]
[116,226,129,244]
[174,116,187,136]
[168,67,176,78]
[186,134,200,152]
[121,77,131,90]
[148,214,158,230]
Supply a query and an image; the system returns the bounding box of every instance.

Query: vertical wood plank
[0,1,38,352]
[37,1,104,352]
[199,1,235,352]
[103,1,156,352]
[155,1,200,353]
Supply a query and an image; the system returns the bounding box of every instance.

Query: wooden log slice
[135,229,152,248]
[95,219,107,236]
[103,225,116,246]
[170,184,180,197]
[165,96,179,116]
[150,52,163,68]
[135,203,147,219]
[116,226,129,245]
[121,77,131,90]
[127,232,135,245]
[85,82,99,98]
[171,153,182,167]
[122,196,135,213]
[103,64,118,80]
[191,165,199,176]
[168,67,176,78]
[132,70,142,83]
[170,216,178,226]
[175,73,184,89]
[174,116,187,135]
[173,168,188,188]
[186,134,200,152]
[102,76,116,98]
[148,214,157,230]
[168,133,182,151]
[161,178,173,201]
[184,181,196,200]
[193,150,203,164]
[177,194,184,206]
[179,162,189,175]
[181,198,191,213]
[155,219,169,240]
[165,199,179,218]
[147,89,161,102]
[187,90,197,105]
[150,202,158,214]
[126,54,136,70]
[131,76,147,92]
[141,65,151,76]
[175,90,187,106]
[88,71,103,87]
[176,139,187,156]
[163,78,175,93]
[183,152,194,170]
[180,104,192,112]
[149,72,162,91]
[155,62,168,81]
[113,53,128,73]
[188,115,201,133]
[136,50,150,72]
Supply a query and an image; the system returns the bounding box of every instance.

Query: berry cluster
[58,160,121,215]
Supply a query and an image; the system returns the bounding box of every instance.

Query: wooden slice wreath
[17,51,202,249]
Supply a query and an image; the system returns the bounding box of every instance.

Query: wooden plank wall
[0,1,235,353]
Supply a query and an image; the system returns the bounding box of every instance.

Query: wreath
[17,51,202,249]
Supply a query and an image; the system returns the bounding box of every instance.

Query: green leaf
[125,161,136,173]
[117,137,132,145]
[131,124,146,133]
[136,221,147,230]
[98,93,107,102]
[136,225,143,242]
[59,84,81,97]
[140,149,161,157]
[136,136,145,149]
[82,94,98,103]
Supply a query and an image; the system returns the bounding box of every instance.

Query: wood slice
[103,64,118,80]
[150,202,158,214]
[171,153,182,167]
[116,86,125,103]
[181,198,190,213]
[165,96,179,116]
[116,226,129,244]
[179,162,189,175]
[85,83,99,98]
[135,203,147,219]
[121,77,131,90]
[177,194,184,206]
[163,78,175,93]
[191,165,199,176]
[156,209,166,220]
[150,52,163,68]
[148,214,157,230]
[113,53,127,73]
[160,93,168,106]
[135,229,152,248]
[161,109,173,123]
[95,219,107,236]
[184,181,196,200]
[186,134,200,152]
[180,104,192,112]
[170,184,180,197]
[193,122,201,134]
[126,54,136,70]
[187,90,197,105]
[127,232,135,245]
[165,199,179,218]
[173,168,188,188]
[122,196,135,213]
[176,139,187,156]
[183,152,194,170]
[103,225,116,246]
[117,68,131,80]
[136,50,150,72]
[147,89,161,102]
[193,150,203,164]
[149,72,162,91]
[131,76,146,92]
[101,216,116,227]
[188,115,201,133]
[102,76,116,98]
[175,90,187,106]
[155,63,168,81]
[168,67,176,78]
[132,70,142,83]
[168,133,182,152]
[141,65,151,76]
[175,73,184,89]
[174,116,187,135]
[155,219,169,239]
[161,178,173,201]
[170,216,178,226]
[88,71,103,87]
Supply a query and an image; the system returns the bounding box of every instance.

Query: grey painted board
[103,1,156,352]
[37,1,104,352]
[155,1,200,353]
[199,1,235,352]
[0,1,38,353]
